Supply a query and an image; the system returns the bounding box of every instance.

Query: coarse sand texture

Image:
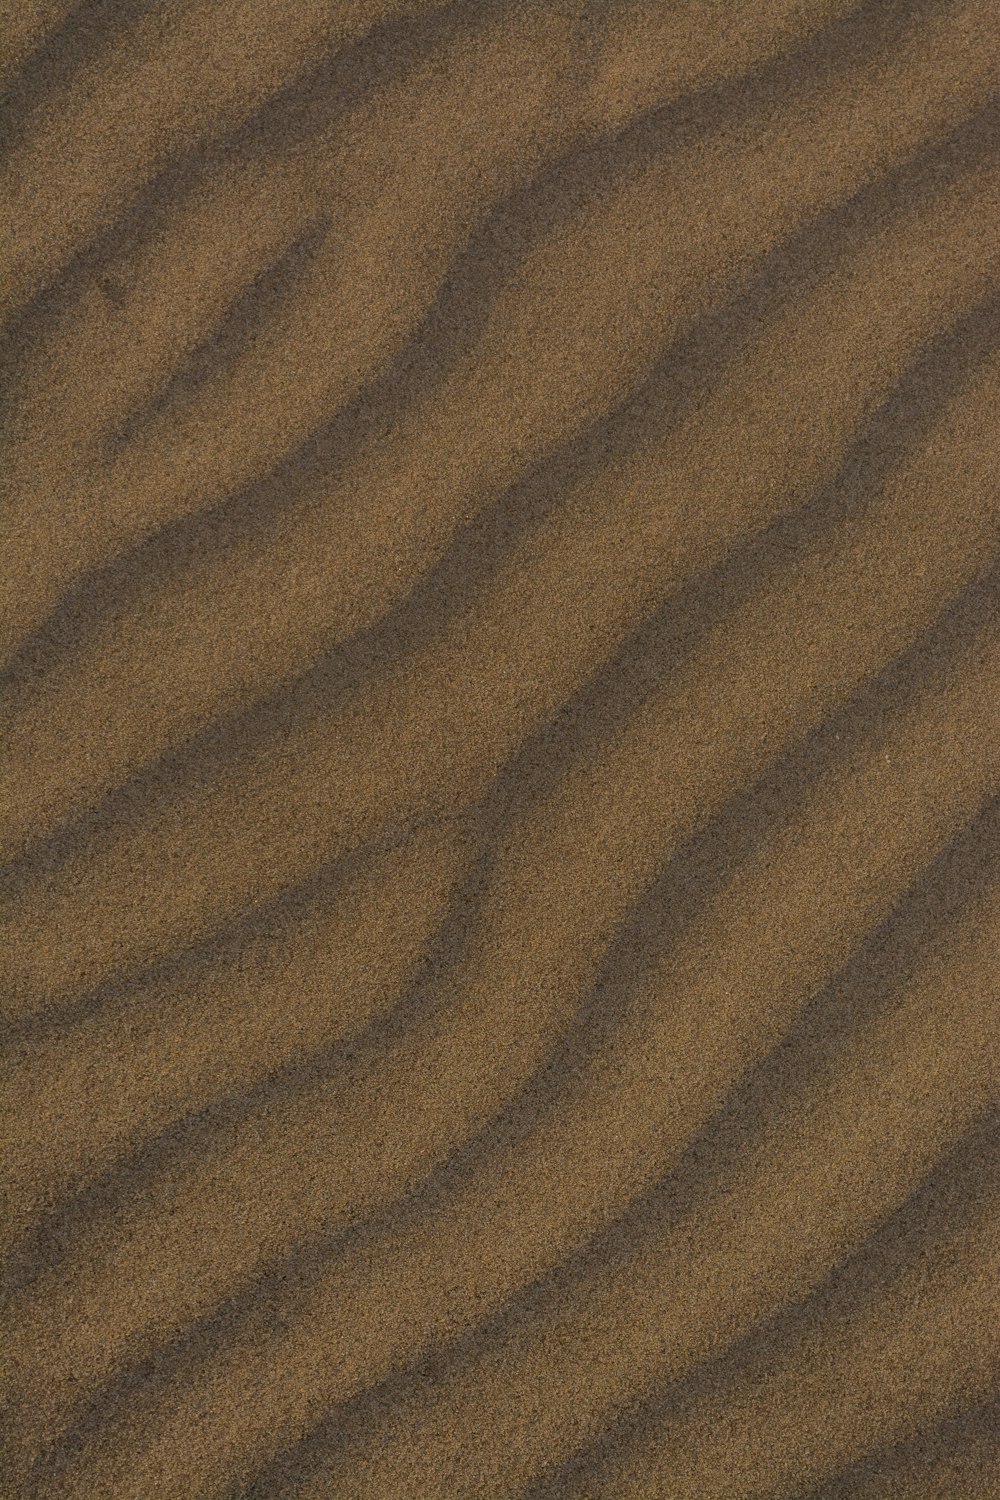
[2,0,1000,1496]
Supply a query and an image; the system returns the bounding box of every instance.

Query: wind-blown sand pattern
[2,0,999,1496]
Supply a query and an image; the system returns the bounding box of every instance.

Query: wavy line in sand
[4,123,1000,858]
[9,565,1000,1492]
[280,898,1000,1498]
[5,155,1000,1019]
[6,344,1000,1360]
[2,814,479,1253]
[3,0,996,661]
[0,0,871,656]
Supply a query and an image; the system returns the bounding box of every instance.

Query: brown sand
[2,1,999,1496]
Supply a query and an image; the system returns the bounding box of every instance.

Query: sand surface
[2,1,999,1496]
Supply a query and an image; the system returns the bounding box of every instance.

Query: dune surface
[2,1,999,1497]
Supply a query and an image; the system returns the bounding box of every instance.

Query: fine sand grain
[3,1,999,1497]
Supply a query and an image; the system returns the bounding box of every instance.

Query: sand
[2,0,999,1496]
